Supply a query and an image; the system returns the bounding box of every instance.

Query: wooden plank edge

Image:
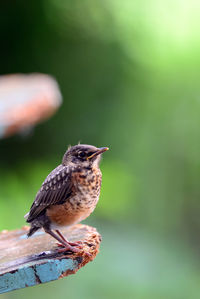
[0,225,101,294]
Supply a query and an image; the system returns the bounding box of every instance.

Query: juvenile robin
[25,144,108,253]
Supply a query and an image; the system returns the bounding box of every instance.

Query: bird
[24,144,109,253]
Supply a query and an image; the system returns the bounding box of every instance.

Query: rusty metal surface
[0,224,101,293]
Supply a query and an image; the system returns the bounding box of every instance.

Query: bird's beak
[87,147,109,160]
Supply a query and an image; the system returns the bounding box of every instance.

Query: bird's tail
[27,225,40,238]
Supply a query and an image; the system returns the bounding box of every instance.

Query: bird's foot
[56,240,83,253]
[56,243,80,253]
[68,240,83,247]
[56,239,92,257]
[56,240,83,248]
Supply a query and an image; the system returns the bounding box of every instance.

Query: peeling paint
[35,259,78,283]
[0,267,36,293]
[0,258,79,293]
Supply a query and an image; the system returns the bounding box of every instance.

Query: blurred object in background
[0,0,200,298]
[0,73,62,138]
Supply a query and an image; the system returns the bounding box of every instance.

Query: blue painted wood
[0,224,101,293]
[0,258,79,293]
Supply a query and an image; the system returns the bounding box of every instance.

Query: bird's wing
[26,165,73,222]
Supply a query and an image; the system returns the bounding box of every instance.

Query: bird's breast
[46,167,102,227]
[72,167,102,201]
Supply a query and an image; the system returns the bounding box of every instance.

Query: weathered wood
[0,224,101,293]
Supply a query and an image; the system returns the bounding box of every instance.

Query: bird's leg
[55,230,67,242]
[44,228,80,253]
[55,229,83,247]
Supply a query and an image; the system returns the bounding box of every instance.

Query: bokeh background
[0,1,200,298]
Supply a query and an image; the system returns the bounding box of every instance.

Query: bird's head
[62,144,109,168]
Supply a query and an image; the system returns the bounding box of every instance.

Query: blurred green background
[0,1,200,298]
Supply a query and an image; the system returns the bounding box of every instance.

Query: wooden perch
[0,224,101,294]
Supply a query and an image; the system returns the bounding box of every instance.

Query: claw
[68,241,83,248]
[56,240,83,248]
[56,242,65,247]
[56,242,93,256]
[56,243,80,253]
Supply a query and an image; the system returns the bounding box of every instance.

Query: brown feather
[27,165,72,222]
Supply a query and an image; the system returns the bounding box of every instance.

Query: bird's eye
[78,151,86,158]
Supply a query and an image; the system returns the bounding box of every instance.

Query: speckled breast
[47,167,102,227]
